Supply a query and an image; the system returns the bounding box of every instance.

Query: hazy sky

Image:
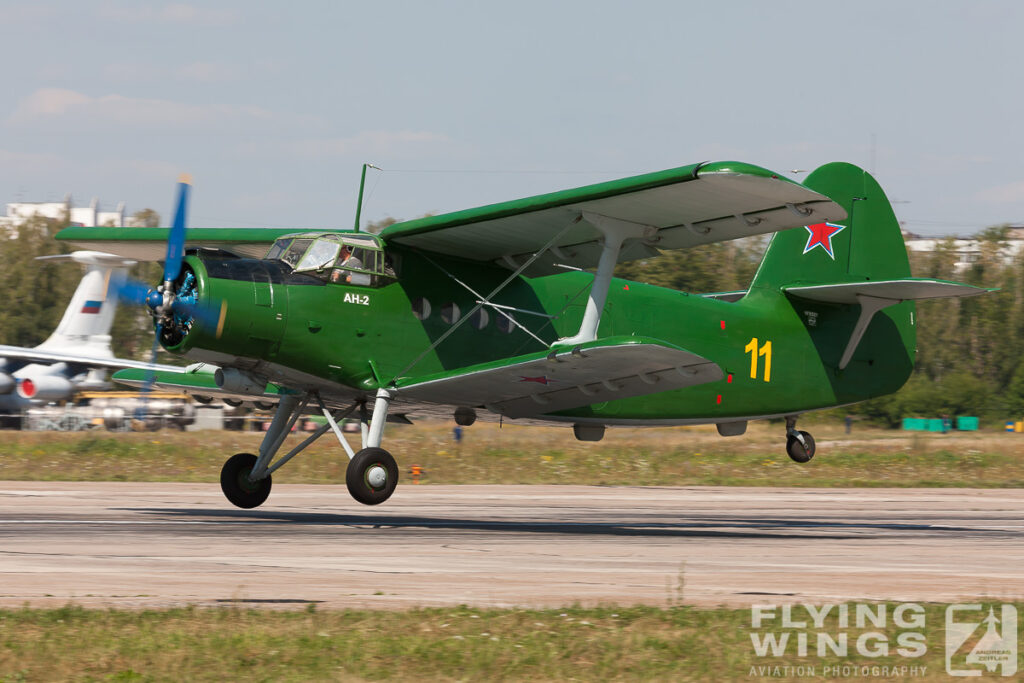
[1,1,1021,236]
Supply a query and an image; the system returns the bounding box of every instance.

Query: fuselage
[169,238,916,425]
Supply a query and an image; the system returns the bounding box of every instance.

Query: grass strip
[3,603,1020,682]
[1,422,1024,487]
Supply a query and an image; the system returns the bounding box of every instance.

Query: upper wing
[395,335,722,419]
[54,226,310,261]
[381,161,846,276]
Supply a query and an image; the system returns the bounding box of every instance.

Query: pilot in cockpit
[331,246,371,285]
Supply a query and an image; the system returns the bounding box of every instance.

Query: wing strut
[558,211,657,346]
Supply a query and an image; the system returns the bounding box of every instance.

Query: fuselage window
[468,307,489,330]
[496,313,516,334]
[441,302,460,325]
[412,297,431,321]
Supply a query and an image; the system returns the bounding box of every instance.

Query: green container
[902,418,926,431]
[927,419,946,432]
[956,416,979,431]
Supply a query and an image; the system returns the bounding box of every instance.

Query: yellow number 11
[745,337,772,382]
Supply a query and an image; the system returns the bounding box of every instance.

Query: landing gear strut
[785,415,815,463]
[345,389,398,505]
[217,389,399,509]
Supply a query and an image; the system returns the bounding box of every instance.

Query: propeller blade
[134,322,164,423]
[170,298,222,329]
[163,174,191,284]
[110,272,157,307]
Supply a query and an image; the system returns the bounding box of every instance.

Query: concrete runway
[1,482,1023,610]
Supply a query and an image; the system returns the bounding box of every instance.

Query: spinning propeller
[111,175,217,422]
[113,175,215,346]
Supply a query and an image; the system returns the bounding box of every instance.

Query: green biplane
[57,161,987,508]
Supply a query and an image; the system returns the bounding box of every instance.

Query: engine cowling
[159,255,287,359]
[17,376,74,401]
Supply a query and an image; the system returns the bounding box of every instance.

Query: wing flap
[396,336,722,419]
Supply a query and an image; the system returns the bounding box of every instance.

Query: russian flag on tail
[81,300,102,314]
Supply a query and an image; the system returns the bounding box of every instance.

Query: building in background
[1,195,131,234]
[903,227,1024,271]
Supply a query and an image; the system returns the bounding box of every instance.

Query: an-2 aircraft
[57,161,988,509]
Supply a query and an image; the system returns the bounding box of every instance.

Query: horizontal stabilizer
[783,278,990,304]
[784,278,992,370]
[396,336,722,419]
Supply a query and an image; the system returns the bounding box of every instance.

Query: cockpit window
[266,239,289,261]
[295,238,340,272]
[265,232,396,288]
[281,239,312,268]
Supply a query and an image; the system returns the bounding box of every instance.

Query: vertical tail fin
[36,251,138,358]
[749,162,910,292]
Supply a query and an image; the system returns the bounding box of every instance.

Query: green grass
[2,602,1018,682]
[1,421,1024,487]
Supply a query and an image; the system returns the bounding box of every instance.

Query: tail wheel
[786,431,816,463]
[220,452,272,508]
[346,447,398,505]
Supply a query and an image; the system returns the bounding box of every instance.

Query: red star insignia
[802,222,846,260]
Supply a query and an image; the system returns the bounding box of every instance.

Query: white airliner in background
[0,250,180,414]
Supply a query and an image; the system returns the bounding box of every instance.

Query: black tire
[786,431,816,463]
[220,452,272,509]
[346,447,399,505]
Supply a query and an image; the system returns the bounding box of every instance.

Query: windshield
[281,239,312,268]
[264,232,396,286]
[295,238,341,272]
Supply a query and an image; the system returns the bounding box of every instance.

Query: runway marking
[1,519,230,525]
[0,491,72,496]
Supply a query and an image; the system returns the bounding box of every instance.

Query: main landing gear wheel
[786,431,816,463]
[346,447,398,505]
[220,452,272,509]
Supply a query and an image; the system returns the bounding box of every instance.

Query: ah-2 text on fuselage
[57,161,987,508]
